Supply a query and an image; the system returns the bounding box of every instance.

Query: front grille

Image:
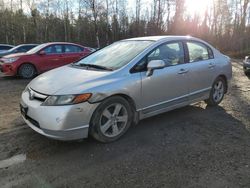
[26,115,40,128]
[28,88,48,102]
[33,96,46,102]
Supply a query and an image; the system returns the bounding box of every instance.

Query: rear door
[62,45,85,64]
[38,44,64,72]
[184,41,216,100]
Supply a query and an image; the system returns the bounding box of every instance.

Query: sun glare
[185,0,213,17]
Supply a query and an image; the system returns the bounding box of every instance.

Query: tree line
[1,0,250,57]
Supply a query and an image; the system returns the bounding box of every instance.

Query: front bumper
[0,62,16,76]
[22,117,90,140]
[243,62,250,73]
[21,90,99,141]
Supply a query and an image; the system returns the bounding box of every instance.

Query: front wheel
[90,96,133,143]
[18,64,36,79]
[205,77,226,106]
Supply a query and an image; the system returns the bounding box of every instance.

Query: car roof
[0,44,15,47]
[123,35,199,42]
[20,44,38,45]
[16,44,38,47]
[43,42,83,47]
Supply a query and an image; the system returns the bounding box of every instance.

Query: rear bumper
[226,78,232,94]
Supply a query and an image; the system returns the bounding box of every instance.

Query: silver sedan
[20,36,232,142]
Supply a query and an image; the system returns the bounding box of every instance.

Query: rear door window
[187,42,214,62]
[64,45,83,53]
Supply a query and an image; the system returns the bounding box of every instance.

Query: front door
[39,44,64,72]
[140,41,190,114]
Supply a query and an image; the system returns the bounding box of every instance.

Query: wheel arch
[112,93,137,110]
[17,62,38,75]
[217,74,228,93]
[92,93,139,124]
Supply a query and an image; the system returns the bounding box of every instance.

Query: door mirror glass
[39,50,46,55]
[147,60,165,76]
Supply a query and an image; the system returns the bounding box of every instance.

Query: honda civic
[20,36,232,142]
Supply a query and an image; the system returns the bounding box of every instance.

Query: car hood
[3,53,27,58]
[29,65,114,95]
[0,51,11,58]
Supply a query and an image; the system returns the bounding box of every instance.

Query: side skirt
[138,88,210,120]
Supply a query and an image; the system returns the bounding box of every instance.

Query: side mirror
[39,50,46,55]
[146,60,165,77]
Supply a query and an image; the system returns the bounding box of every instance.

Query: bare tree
[105,0,110,44]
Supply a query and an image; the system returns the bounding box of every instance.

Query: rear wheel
[244,71,250,77]
[18,64,36,79]
[90,96,133,143]
[205,77,226,106]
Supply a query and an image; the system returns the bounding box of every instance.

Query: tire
[90,96,134,143]
[244,71,250,77]
[18,64,36,79]
[205,77,226,106]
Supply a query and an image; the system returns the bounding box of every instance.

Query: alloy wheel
[212,80,224,103]
[99,103,128,138]
[21,64,35,78]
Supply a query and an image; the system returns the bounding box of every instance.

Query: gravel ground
[0,61,249,188]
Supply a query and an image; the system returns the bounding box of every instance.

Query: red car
[0,42,91,78]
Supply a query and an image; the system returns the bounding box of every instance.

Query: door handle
[178,69,189,74]
[209,63,215,68]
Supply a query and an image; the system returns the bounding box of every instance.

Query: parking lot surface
[0,61,249,187]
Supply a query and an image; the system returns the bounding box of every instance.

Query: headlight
[22,86,29,94]
[3,57,19,63]
[42,93,92,106]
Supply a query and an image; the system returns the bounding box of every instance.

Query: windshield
[27,44,48,54]
[74,40,154,70]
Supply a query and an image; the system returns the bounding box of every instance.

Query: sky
[127,0,212,18]
[1,0,214,19]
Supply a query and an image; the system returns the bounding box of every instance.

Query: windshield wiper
[75,63,113,71]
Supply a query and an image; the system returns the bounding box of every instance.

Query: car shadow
[1,103,250,187]
[3,104,250,159]
[0,75,32,81]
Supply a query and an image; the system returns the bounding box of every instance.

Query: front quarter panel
[87,72,142,109]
